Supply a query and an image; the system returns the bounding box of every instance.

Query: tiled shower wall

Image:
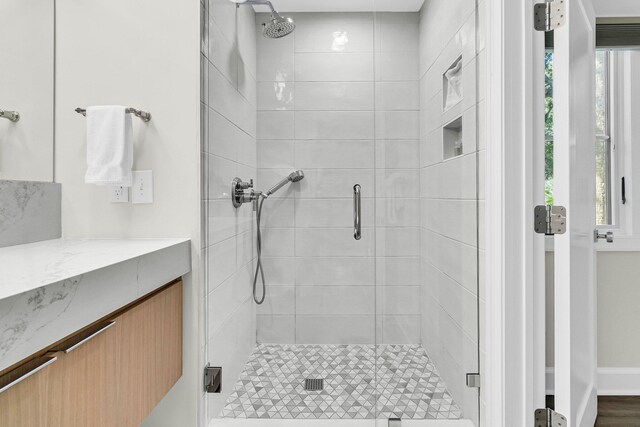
[255,12,421,345]
[201,0,258,420]
[418,0,483,423]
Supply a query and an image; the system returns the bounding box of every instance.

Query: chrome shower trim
[0,109,20,122]
[251,170,303,305]
[233,0,295,38]
[265,170,305,197]
[232,177,260,208]
[236,0,278,16]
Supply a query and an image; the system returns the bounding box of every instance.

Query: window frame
[595,49,615,227]
[592,50,640,250]
[545,50,640,251]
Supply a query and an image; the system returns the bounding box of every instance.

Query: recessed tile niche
[443,116,463,160]
[443,56,463,111]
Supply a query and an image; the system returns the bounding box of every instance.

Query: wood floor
[596,397,640,426]
[546,396,640,426]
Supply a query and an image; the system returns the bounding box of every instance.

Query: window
[544,51,554,206]
[595,50,613,225]
[544,50,616,226]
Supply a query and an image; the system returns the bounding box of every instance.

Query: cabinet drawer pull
[64,321,116,354]
[0,356,58,394]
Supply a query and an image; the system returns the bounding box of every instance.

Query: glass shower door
[372,1,481,424]
[203,0,380,423]
[253,7,380,422]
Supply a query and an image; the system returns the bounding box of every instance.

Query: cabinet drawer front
[0,280,182,427]
[116,281,183,426]
[0,356,59,427]
[0,356,58,394]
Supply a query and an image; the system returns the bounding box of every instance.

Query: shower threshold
[211,419,475,427]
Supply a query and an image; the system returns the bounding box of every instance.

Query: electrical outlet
[109,185,129,203]
[131,170,153,204]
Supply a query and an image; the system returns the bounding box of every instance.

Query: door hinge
[534,0,566,32]
[466,373,480,388]
[204,365,222,393]
[534,205,566,235]
[535,408,567,427]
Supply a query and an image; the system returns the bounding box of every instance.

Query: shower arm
[239,0,278,16]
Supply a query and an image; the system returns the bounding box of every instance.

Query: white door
[553,0,598,425]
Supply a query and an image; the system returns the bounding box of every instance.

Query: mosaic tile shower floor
[221,344,462,420]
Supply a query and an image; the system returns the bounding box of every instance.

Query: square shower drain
[304,378,324,391]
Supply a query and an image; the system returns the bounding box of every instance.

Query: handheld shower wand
[264,170,305,198]
[252,170,304,304]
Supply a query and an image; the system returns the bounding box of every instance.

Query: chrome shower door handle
[353,184,362,240]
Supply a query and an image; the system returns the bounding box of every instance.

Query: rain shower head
[231,0,295,38]
[263,15,295,39]
[265,170,304,197]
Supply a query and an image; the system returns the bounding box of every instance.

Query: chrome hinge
[535,408,567,427]
[534,0,566,32]
[534,205,566,235]
[204,365,222,393]
[466,373,480,388]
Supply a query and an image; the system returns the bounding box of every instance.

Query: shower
[232,171,305,304]
[232,0,295,38]
[247,170,301,304]
[205,3,482,422]
[252,170,304,304]
[265,170,304,197]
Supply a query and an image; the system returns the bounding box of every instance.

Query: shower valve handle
[232,177,256,208]
[237,179,253,190]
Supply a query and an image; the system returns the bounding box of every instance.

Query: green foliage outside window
[544,50,611,225]
[544,51,554,206]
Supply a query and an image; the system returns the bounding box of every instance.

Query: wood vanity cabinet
[0,280,183,427]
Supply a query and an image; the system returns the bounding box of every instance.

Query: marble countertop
[0,238,190,301]
[0,238,191,372]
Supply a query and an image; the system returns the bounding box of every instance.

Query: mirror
[0,0,55,182]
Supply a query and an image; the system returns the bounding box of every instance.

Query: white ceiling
[251,0,425,13]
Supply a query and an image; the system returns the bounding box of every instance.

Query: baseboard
[546,367,640,395]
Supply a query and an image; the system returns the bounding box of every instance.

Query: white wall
[593,0,640,17]
[54,0,201,425]
[0,0,54,182]
[547,252,640,368]
[255,11,422,345]
[418,0,481,423]
[202,0,258,420]
[597,253,640,367]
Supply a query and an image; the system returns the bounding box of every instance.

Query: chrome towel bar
[0,109,20,122]
[75,107,151,122]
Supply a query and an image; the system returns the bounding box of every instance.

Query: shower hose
[253,196,266,305]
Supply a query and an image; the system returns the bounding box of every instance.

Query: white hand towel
[84,105,133,187]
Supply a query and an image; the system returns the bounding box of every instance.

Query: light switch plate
[131,170,153,204]
[109,185,129,203]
